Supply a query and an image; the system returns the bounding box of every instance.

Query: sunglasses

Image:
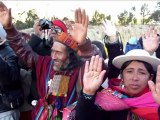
[51,27,62,34]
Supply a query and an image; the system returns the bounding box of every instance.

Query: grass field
[87,25,160,45]
[21,25,160,46]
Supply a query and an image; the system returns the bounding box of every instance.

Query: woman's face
[122,61,152,96]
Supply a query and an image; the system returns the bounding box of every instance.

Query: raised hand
[67,8,88,45]
[148,65,160,104]
[83,55,106,95]
[142,26,159,55]
[102,20,117,43]
[102,20,116,36]
[33,19,43,37]
[0,1,12,29]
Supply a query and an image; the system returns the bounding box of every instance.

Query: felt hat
[113,49,160,71]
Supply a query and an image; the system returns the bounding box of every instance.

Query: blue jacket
[124,37,142,54]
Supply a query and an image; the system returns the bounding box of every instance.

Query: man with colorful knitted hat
[0,1,103,119]
[28,18,67,56]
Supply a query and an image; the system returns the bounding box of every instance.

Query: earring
[121,84,125,89]
[121,79,125,89]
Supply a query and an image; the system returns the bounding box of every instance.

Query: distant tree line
[13,2,160,30]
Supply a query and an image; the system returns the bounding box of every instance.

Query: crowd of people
[0,1,160,120]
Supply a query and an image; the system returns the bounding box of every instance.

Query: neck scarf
[95,78,159,120]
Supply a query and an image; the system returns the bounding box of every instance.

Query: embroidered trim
[101,88,128,99]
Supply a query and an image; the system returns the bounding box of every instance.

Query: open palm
[83,55,106,95]
[142,26,159,55]
[148,65,160,104]
[66,8,88,45]
[102,20,116,37]
[0,2,12,29]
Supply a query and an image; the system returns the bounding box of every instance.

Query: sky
[3,0,159,22]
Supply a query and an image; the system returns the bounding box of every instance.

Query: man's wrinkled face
[51,41,68,71]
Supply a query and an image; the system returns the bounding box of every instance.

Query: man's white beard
[53,65,61,71]
[53,61,63,71]
[53,59,69,72]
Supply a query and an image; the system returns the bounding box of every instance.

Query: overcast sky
[3,1,158,22]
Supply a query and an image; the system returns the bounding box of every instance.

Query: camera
[39,19,51,30]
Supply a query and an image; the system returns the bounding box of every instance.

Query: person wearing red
[0,2,103,119]
[76,49,160,120]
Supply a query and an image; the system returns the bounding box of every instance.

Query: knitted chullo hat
[56,32,78,52]
[52,20,67,33]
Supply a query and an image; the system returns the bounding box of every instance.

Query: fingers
[65,20,73,31]
[81,9,86,26]
[106,20,112,26]
[149,25,155,32]
[84,15,89,29]
[97,56,103,73]
[34,19,39,25]
[77,8,82,24]
[145,26,157,38]
[84,60,89,73]
[152,29,158,38]
[81,9,88,28]
[102,20,109,28]
[150,27,157,37]
[0,1,8,11]
[148,80,156,95]
[75,8,88,27]
[102,21,108,30]
[156,84,160,95]
[156,65,160,84]
[89,56,95,71]
[98,70,106,84]
[88,55,103,73]
[93,55,99,71]
[145,29,150,38]
[102,26,106,33]
[149,65,160,97]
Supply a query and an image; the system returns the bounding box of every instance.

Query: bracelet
[83,92,94,100]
